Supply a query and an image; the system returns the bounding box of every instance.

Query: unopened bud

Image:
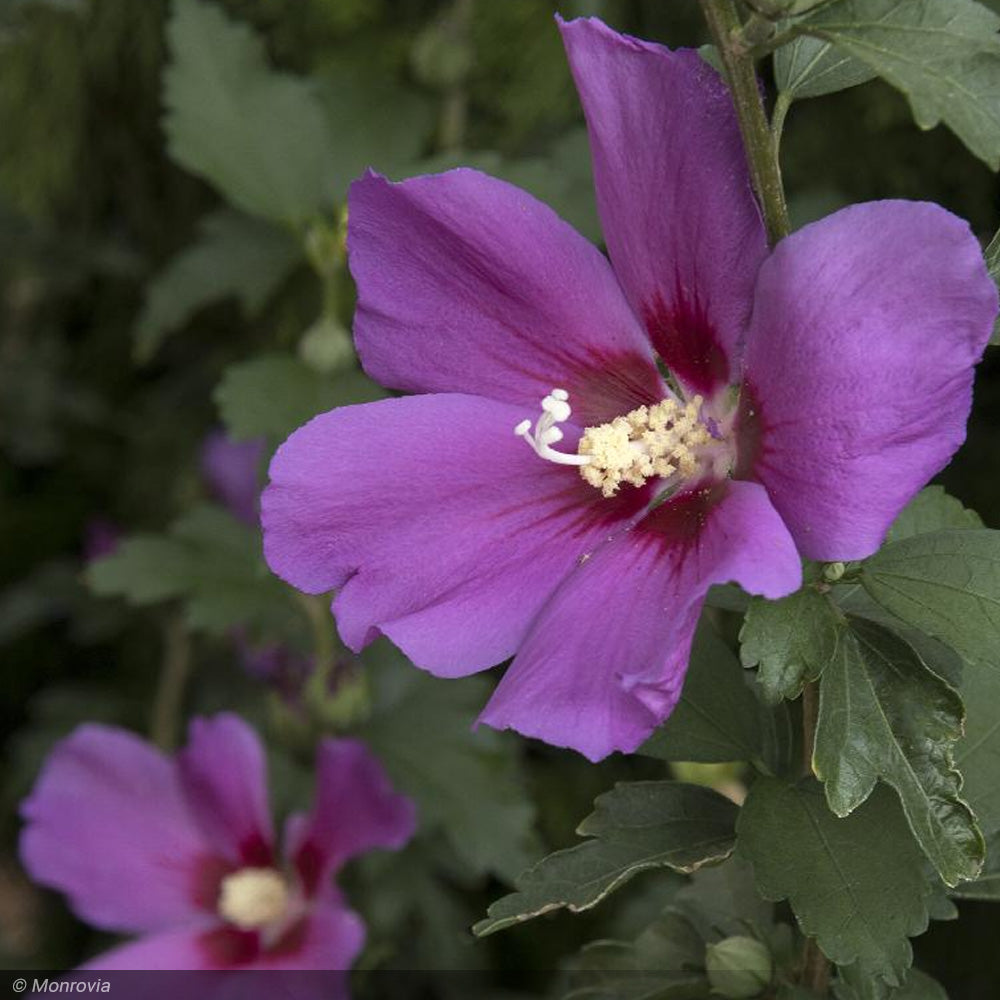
[705,936,772,999]
[411,11,473,90]
[823,561,846,583]
[299,316,355,374]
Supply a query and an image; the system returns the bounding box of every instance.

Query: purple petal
[559,17,767,397]
[177,715,275,868]
[348,169,663,426]
[251,905,364,972]
[81,925,220,971]
[200,430,266,526]
[262,394,651,677]
[285,740,415,895]
[19,725,213,933]
[479,480,800,761]
[739,201,998,561]
[82,906,361,974]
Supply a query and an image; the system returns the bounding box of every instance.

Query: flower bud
[705,936,772,999]
[410,11,473,90]
[822,561,846,583]
[299,316,355,374]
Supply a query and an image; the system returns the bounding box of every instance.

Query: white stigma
[217,867,290,931]
[514,388,591,467]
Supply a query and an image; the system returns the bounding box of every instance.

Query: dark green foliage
[476,782,739,936]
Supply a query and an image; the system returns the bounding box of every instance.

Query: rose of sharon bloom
[261,18,998,761]
[200,430,266,526]
[19,715,415,970]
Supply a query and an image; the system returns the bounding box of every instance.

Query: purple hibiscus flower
[200,430,266,526]
[19,714,415,970]
[260,18,998,761]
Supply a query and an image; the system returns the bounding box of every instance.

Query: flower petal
[252,905,364,972]
[81,906,362,975]
[479,480,800,761]
[177,715,275,868]
[559,17,767,397]
[348,168,662,425]
[81,925,220,971]
[739,201,998,561]
[19,725,213,933]
[262,394,651,677]
[285,740,415,895]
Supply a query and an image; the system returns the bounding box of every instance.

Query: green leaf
[814,615,982,885]
[926,876,959,921]
[775,33,877,99]
[704,583,751,613]
[315,60,434,196]
[86,505,290,635]
[837,488,981,647]
[475,782,739,936]
[565,910,708,1000]
[738,778,931,984]
[788,0,1000,168]
[860,528,1000,668]
[886,485,983,544]
[214,354,386,442]
[641,622,767,763]
[164,0,337,222]
[985,224,1000,346]
[894,969,949,1000]
[740,588,841,704]
[955,660,1000,835]
[133,210,301,364]
[354,840,485,972]
[835,964,948,1000]
[950,833,1000,900]
[672,856,775,942]
[360,644,538,883]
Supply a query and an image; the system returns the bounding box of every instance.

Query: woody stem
[699,1,828,992]
[698,0,790,246]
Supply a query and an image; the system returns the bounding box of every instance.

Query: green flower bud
[304,220,345,278]
[705,936,772,999]
[298,316,355,374]
[823,561,846,583]
[410,13,473,91]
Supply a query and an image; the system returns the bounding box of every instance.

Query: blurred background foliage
[0,0,998,995]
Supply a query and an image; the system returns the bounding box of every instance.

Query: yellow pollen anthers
[217,867,290,931]
[577,396,710,497]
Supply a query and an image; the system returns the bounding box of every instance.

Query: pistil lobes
[578,396,709,497]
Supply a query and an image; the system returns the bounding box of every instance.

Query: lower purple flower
[19,715,415,971]
[260,18,998,761]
